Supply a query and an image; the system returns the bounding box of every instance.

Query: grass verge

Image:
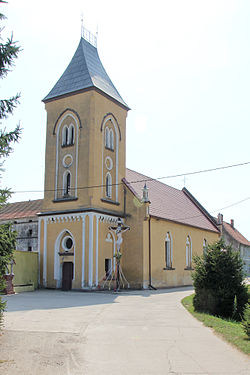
[181,294,250,355]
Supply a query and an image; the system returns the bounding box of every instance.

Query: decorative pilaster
[81,215,86,288]
[43,218,47,287]
[95,215,99,286]
[88,213,94,287]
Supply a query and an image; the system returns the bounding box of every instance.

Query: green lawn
[181,294,250,355]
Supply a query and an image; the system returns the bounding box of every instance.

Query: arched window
[105,127,110,149]
[186,235,192,269]
[110,129,114,150]
[63,171,71,196]
[105,173,112,198]
[165,232,172,269]
[68,124,74,145]
[203,239,207,256]
[62,125,68,146]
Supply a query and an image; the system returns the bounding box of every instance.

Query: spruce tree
[192,238,248,320]
[0,0,21,324]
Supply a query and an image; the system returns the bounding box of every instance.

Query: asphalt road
[0,287,249,375]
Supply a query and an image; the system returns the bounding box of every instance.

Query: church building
[37,29,219,290]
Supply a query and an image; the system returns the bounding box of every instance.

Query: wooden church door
[62,262,73,291]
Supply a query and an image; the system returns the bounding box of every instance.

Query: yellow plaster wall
[13,250,38,289]
[42,90,128,214]
[45,220,83,288]
[122,188,146,288]
[149,218,219,288]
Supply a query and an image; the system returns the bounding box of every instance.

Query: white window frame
[105,172,112,198]
[63,171,71,196]
[165,232,173,269]
[105,127,110,149]
[62,125,68,146]
[68,124,74,145]
[203,239,207,256]
[110,128,114,150]
[186,235,192,269]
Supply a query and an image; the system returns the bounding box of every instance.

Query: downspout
[148,215,156,290]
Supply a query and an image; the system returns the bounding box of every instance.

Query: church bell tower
[39,28,129,289]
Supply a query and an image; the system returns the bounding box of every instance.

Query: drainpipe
[148,215,156,290]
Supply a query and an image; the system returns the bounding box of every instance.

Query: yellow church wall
[43,91,94,212]
[122,188,146,288]
[44,220,83,288]
[149,217,219,288]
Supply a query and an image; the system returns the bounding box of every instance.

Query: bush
[242,304,250,338]
[192,238,248,320]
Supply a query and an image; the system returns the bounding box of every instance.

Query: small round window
[62,236,73,252]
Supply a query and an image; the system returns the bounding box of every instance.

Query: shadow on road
[3,286,194,313]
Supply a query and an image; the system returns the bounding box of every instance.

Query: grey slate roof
[43,37,129,109]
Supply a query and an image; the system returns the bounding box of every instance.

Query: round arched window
[62,236,73,252]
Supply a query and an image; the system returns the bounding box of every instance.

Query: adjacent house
[217,213,250,276]
[0,199,42,252]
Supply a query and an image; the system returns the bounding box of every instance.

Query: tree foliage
[0,0,20,323]
[192,238,248,320]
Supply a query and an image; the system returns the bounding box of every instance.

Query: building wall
[42,90,127,214]
[121,188,147,288]
[13,250,38,289]
[13,218,38,252]
[149,218,219,288]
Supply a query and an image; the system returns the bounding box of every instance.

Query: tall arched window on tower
[62,125,68,146]
[185,235,192,269]
[63,171,71,196]
[105,127,110,149]
[68,124,74,145]
[109,129,114,150]
[105,172,112,198]
[165,232,173,269]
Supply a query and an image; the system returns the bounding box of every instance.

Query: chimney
[142,183,150,203]
[217,213,223,225]
[230,219,234,229]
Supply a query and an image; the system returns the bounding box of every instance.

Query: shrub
[242,304,250,338]
[192,238,248,320]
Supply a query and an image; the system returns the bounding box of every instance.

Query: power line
[11,160,250,194]
[173,196,250,222]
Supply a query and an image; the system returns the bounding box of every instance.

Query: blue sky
[1,0,250,238]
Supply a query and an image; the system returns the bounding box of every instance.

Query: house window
[28,246,32,252]
[62,125,68,146]
[165,232,172,269]
[105,173,112,198]
[63,171,71,196]
[105,258,112,279]
[68,124,74,145]
[203,239,207,256]
[185,235,192,269]
[28,229,32,237]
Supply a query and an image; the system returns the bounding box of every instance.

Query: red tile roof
[0,199,43,221]
[125,168,219,233]
[223,221,250,246]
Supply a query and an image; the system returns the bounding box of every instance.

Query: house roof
[124,168,219,233]
[43,37,129,110]
[0,199,43,221]
[223,221,250,246]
